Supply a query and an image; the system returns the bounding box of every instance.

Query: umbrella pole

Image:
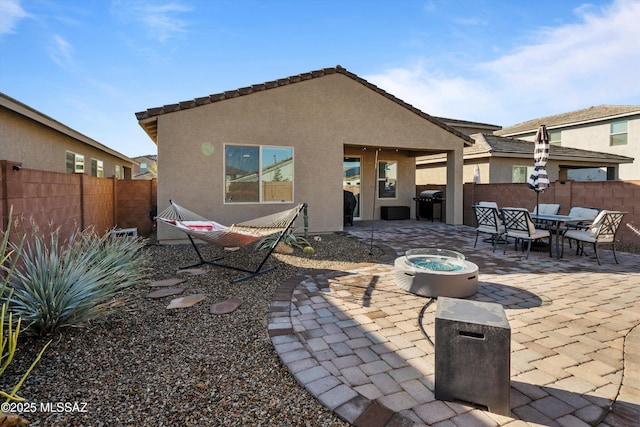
[536,191,540,216]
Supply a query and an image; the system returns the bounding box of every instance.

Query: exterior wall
[155,73,467,241]
[0,106,133,178]
[517,117,639,180]
[418,157,619,185]
[1,161,155,242]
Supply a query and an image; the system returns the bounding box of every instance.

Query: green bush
[3,225,148,337]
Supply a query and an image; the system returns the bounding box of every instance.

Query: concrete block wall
[1,160,156,243]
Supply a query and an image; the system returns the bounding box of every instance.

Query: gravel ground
[2,233,384,426]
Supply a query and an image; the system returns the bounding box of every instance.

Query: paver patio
[268,219,640,426]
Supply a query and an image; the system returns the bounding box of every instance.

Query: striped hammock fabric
[156,201,304,248]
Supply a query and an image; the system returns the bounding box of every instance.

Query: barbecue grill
[414,190,445,221]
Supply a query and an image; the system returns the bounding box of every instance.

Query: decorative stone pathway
[268,220,640,426]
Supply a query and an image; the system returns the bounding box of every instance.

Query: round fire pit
[394,248,478,298]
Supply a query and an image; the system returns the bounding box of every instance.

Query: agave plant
[255,227,312,251]
[0,208,50,407]
[4,225,148,337]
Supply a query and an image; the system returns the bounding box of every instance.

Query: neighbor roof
[1,92,135,164]
[496,105,640,136]
[418,133,634,164]
[135,65,474,146]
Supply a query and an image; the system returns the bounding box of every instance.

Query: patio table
[529,213,594,259]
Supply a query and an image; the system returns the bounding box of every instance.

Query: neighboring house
[133,154,158,180]
[0,92,135,179]
[435,117,501,136]
[416,133,634,185]
[135,65,474,241]
[495,105,640,180]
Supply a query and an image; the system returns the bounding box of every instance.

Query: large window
[225,145,293,203]
[549,129,561,146]
[90,159,104,177]
[377,160,397,199]
[512,165,534,183]
[66,151,84,174]
[610,120,628,146]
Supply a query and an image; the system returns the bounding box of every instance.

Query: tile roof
[135,65,474,145]
[419,133,634,164]
[496,105,640,136]
[474,133,633,162]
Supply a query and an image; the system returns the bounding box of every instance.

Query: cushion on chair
[478,201,499,208]
[534,204,561,215]
[564,229,597,243]
[568,207,599,221]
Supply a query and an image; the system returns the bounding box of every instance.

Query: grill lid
[419,190,444,199]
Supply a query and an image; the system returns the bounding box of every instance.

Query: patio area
[268,219,640,426]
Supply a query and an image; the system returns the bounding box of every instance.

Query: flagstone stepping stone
[166,294,206,309]
[210,298,243,315]
[148,277,187,287]
[146,287,185,299]
[176,268,207,276]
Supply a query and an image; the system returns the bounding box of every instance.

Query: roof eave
[134,66,474,146]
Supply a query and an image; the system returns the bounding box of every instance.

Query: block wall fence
[1,160,156,242]
[2,160,638,249]
[418,180,640,248]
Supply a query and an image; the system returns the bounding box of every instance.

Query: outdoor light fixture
[12,165,21,171]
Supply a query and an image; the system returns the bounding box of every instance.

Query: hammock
[156,200,305,282]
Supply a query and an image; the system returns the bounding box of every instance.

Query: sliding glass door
[343,157,361,220]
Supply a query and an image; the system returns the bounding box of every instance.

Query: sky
[2,0,640,159]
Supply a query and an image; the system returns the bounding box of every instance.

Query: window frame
[377,159,398,199]
[66,151,84,174]
[610,120,628,146]
[512,165,534,183]
[90,158,104,178]
[224,144,294,204]
[549,129,561,146]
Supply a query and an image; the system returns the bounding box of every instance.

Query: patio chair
[472,204,506,252]
[501,207,552,259]
[561,210,626,265]
[532,204,561,215]
[551,206,601,247]
[532,203,561,229]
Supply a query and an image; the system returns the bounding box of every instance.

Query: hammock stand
[157,200,305,283]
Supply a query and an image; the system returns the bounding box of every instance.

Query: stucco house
[135,66,474,242]
[416,133,633,185]
[0,92,135,179]
[133,154,158,180]
[495,105,639,181]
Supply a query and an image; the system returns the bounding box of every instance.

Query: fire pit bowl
[394,248,478,298]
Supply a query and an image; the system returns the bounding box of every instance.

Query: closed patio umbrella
[473,164,481,184]
[527,124,550,215]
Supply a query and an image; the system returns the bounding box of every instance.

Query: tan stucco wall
[519,118,639,180]
[0,107,132,176]
[418,157,620,185]
[155,73,467,241]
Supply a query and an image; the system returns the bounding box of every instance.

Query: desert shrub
[255,228,312,251]
[3,225,148,337]
[0,209,50,406]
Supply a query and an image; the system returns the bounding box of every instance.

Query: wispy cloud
[48,34,74,68]
[366,0,640,125]
[112,0,192,42]
[0,0,29,35]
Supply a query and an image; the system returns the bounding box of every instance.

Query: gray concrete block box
[434,297,511,416]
